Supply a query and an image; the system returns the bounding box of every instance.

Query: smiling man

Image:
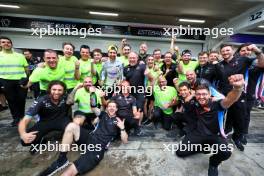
[25,49,65,96]
[0,36,29,126]
[176,74,245,176]
[39,101,128,176]
[18,81,72,154]
[215,44,264,151]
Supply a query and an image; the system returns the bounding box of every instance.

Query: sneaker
[240,135,247,145]
[208,165,218,176]
[232,139,244,151]
[38,159,69,176]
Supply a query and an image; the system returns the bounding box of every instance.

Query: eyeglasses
[195,93,209,97]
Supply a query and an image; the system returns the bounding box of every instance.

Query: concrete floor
[0,98,264,176]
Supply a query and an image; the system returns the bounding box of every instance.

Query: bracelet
[120,128,125,131]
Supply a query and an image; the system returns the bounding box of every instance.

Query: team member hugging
[175,74,245,176]
[18,81,72,154]
[39,101,128,176]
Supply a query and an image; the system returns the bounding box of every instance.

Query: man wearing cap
[100,45,123,99]
[178,49,199,83]
[0,36,29,126]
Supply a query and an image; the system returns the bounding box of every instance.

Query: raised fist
[228,74,244,89]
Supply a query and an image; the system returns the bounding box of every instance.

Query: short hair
[140,42,147,46]
[198,51,208,57]
[179,81,191,89]
[237,43,251,53]
[129,51,139,58]
[106,100,118,109]
[62,42,75,50]
[195,83,210,92]
[146,55,154,60]
[44,49,58,57]
[23,49,32,54]
[220,44,233,50]
[164,51,173,57]
[122,44,131,49]
[209,50,219,55]
[47,80,67,94]
[92,48,102,54]
[80,45,90,51]
[0,36,12,45]
[153,48,161,54]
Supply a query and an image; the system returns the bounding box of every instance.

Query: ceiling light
[179,18,205,23]
[89,11,118,16]
[0,4,20,8]
[258,25,264,28]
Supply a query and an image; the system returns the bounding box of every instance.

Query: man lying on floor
[39,100,128,176]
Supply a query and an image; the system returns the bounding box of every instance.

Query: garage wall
[1,31,203,57]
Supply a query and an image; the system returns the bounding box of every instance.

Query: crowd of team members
[0,36,264,176]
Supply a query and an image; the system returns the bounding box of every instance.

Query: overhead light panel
[258,25,264,28]
[179,18,205,23]
[89,11,118,16]
[0,4,20,8]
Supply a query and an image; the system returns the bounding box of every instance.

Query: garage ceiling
[0,0,263,32]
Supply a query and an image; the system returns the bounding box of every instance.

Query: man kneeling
[39,100,128,176]
[176,74,244,176]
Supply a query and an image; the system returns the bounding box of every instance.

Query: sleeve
[132,97,137,108]
[244,57,253,66]
[153,85,159,96]
[101,62,106,81]
[98,111,106,119]
[25,99,43,118]
[21,54,29,67]
[29,68,42,83]
[119,62,124,81]
[172,87,178,100]
[215,100,226,111]
[123,67,127,79]
[74,89,80,102]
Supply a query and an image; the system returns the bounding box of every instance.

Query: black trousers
[176,133,232,167]
[153,107,173,130]
[0,79,27,121]
[225,93,247,140]
[245,96,255,134]
[21,117,71,146]
[30,82,40,99]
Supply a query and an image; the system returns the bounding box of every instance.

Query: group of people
[0,36,264,176]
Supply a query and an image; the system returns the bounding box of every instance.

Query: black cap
[181,49,192,56]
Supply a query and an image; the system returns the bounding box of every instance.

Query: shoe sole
[47,161,70,176]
